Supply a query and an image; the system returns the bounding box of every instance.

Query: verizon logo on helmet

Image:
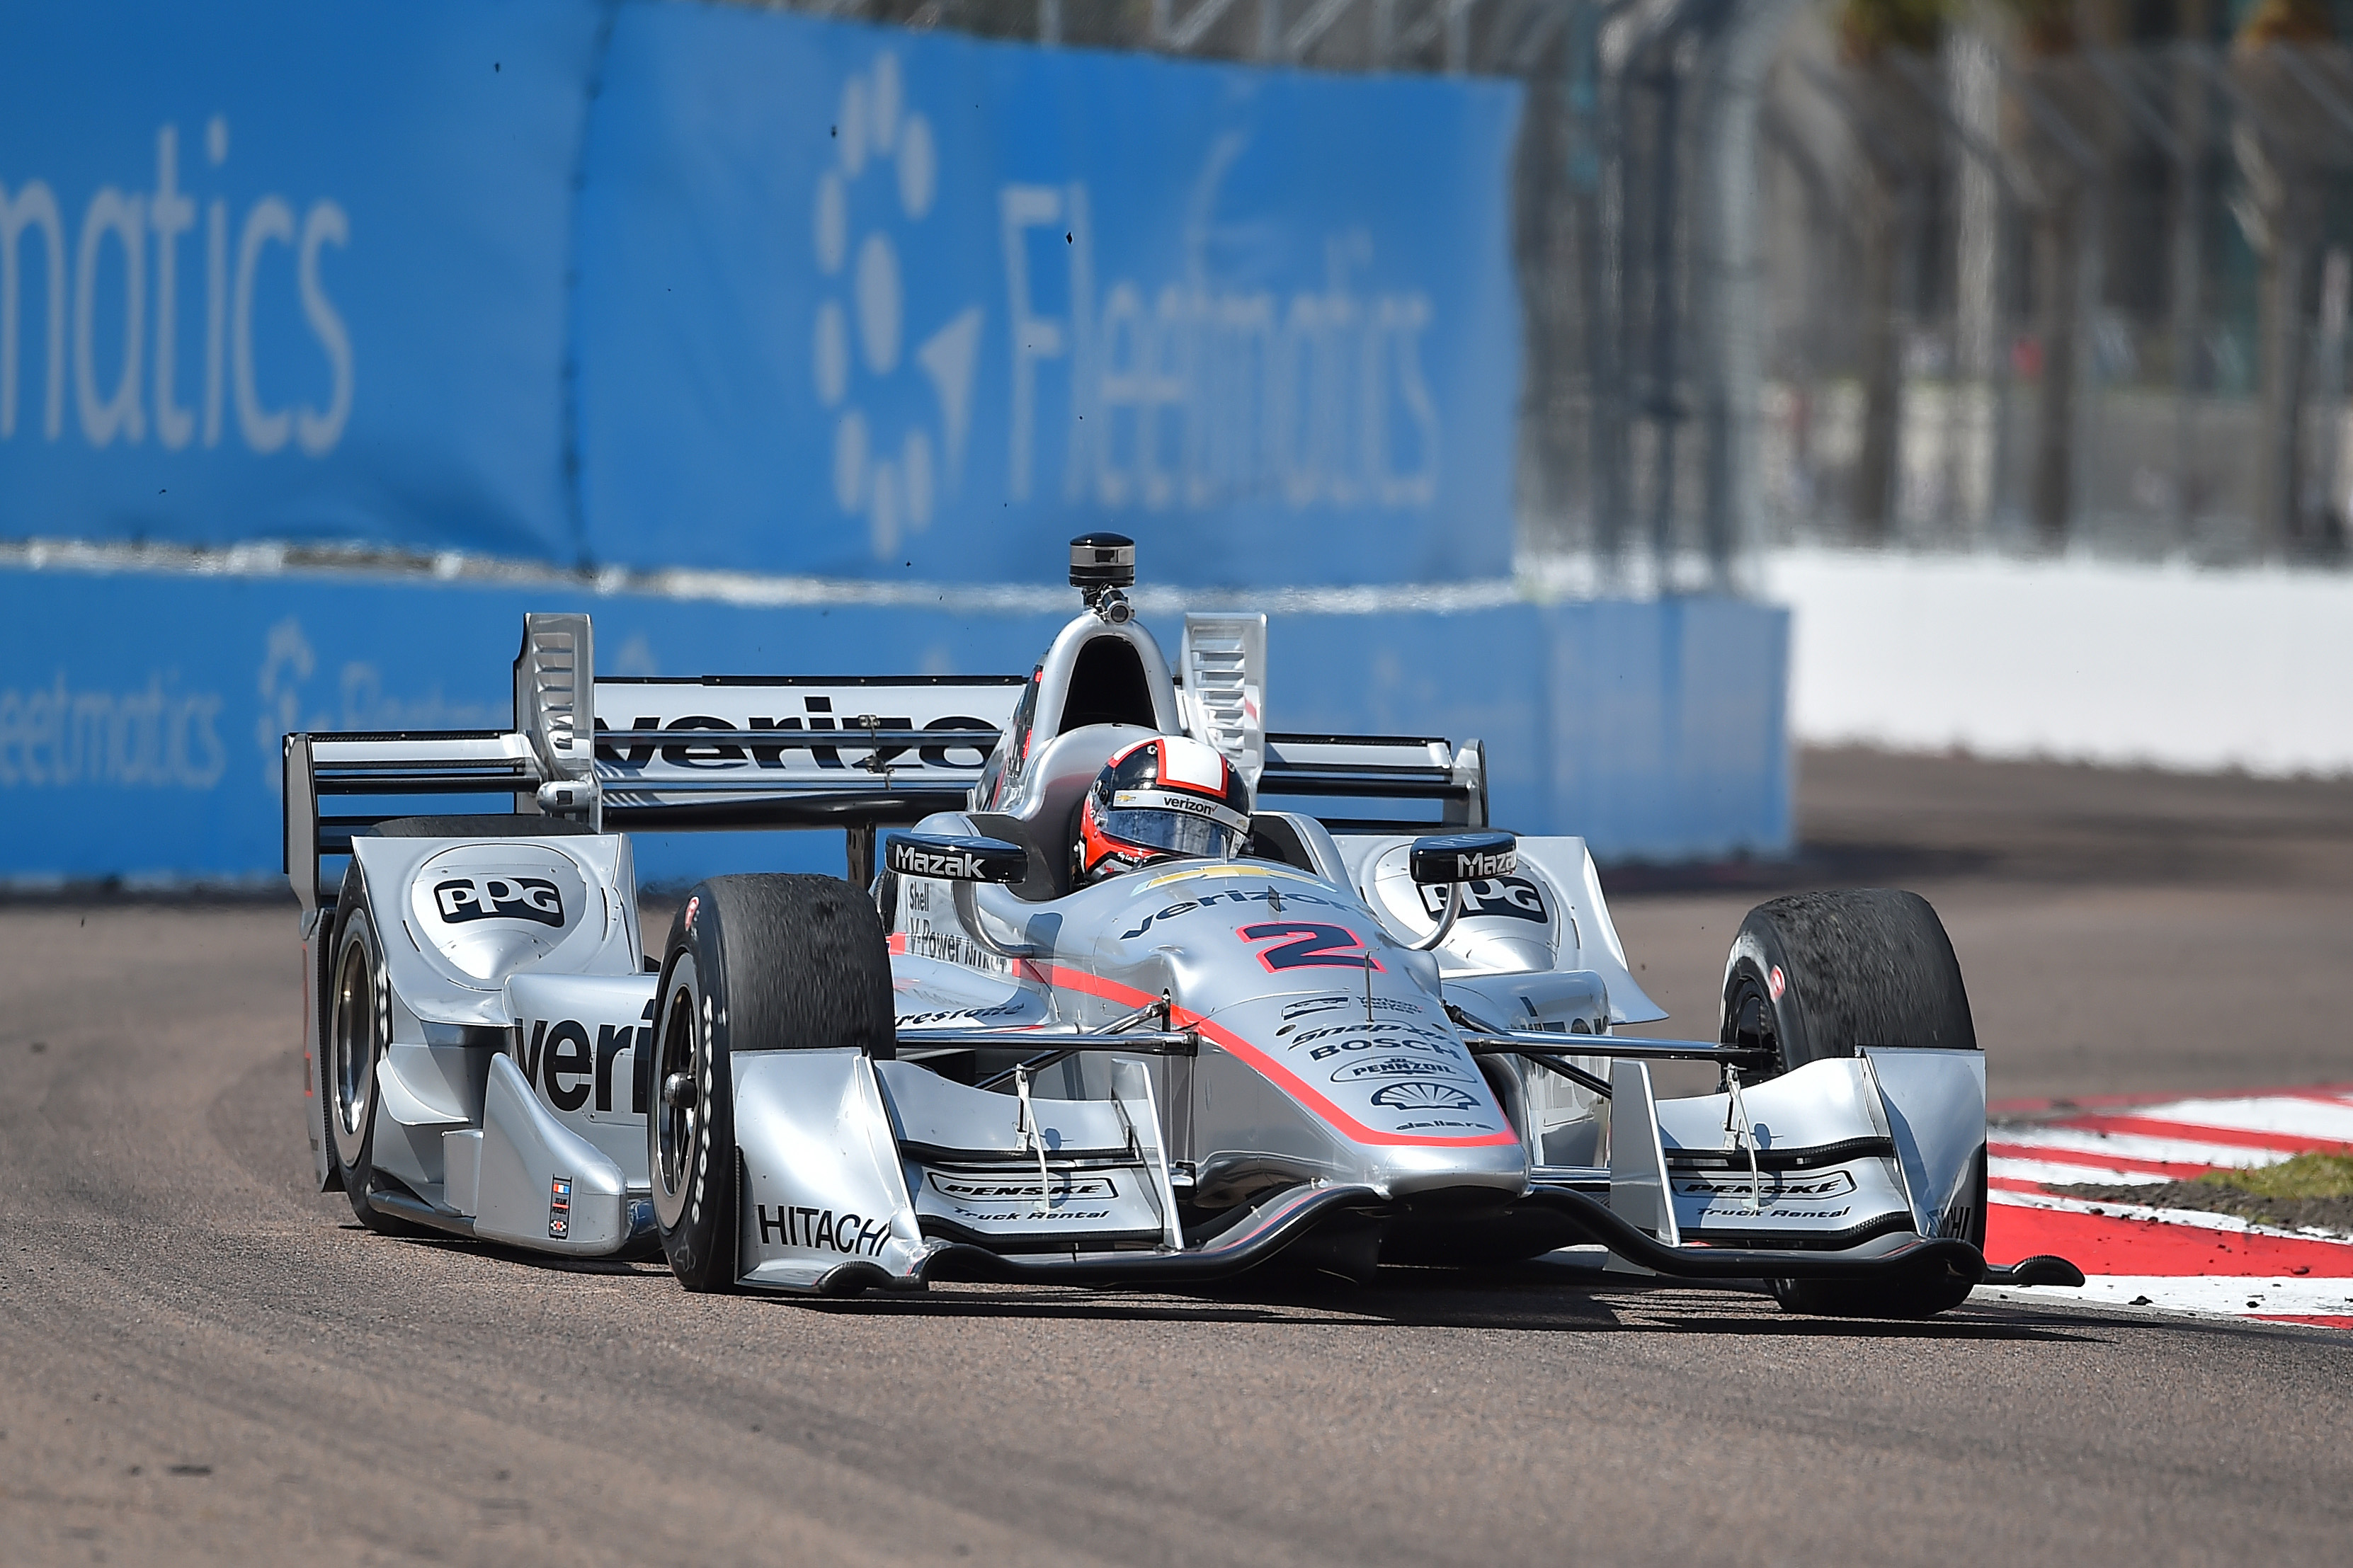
[1112,786,1249,830]
[1452,847,1516,881]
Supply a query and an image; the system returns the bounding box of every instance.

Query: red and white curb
[1981,1084,2353,1329]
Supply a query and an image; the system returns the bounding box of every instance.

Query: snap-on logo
[1767,965,1787,1001]
[1451,847,1517,881]
[433,876,564,927]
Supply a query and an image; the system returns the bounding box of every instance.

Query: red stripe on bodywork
[1024,961,1516,1150]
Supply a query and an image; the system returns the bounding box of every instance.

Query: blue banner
[573,8,1524,586]
[0,0,601,561]
[0,566,1787,886]
[0,2,1522,588]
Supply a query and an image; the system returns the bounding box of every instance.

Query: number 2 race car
[283,535,2080,1316]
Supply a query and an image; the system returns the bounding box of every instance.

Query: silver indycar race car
[284,535,2080,1316]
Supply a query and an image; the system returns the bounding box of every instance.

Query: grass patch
[2197,1153,2353,1201]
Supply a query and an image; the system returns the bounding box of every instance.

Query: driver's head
[1075,735,1252,883]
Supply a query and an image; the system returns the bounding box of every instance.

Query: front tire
[648,874,897,1293]
[1719,889,1984,1319]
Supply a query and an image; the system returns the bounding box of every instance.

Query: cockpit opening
[1059,636,1157,734]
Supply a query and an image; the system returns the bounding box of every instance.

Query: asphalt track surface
[6,748,2353,1567]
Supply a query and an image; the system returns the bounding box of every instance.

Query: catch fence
[1756,21,2353,566]
[803,1,2353,576]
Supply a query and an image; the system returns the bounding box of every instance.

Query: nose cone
[1192,988,1529,1198]
[1076,859,1534,1199]
[1364,1139,1531,1201]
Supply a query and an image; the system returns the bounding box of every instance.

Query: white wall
[1766,547,2353,777]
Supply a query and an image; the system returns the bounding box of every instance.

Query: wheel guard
[1617,1051,1988,1248]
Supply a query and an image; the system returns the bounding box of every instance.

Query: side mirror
[884,832,1026,884]
[1408,830,1518,886]
[1398,830,1519,953]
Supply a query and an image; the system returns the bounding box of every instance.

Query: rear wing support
[515,612,598,829]
[1178,612,1266,789]
[1174,610,1486,833]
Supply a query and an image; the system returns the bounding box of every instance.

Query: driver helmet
[1076,735,1253,883]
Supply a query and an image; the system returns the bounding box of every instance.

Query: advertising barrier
[0,0,1522,588]
[573,7,1521,585]
[0,5,1779,886]
[0,0,600,561]
[0,566,1788,886]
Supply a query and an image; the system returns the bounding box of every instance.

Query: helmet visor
[1097,807,1243,862]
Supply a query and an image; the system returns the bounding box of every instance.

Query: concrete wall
[1770,547,2353,777]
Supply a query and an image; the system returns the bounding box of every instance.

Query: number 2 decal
[1236,922,1384,973]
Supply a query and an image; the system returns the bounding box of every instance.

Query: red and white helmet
[1076,736,1253,883]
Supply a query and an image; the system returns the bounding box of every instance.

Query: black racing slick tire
[323,869,428,1237]
[1717,889,1985,1320]
[647,874,898,1293]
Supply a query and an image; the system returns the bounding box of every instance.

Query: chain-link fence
[1760,13,2353,566]
[743,1,1793,593]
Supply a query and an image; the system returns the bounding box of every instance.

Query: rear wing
[1258,734,1488,832]
[591,675,1025,877]
[285,610,1490,920]
[283,612,1024,919]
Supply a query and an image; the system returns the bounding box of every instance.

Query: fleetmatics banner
[0,566,1789,885]
[0,1,601,561]
[0,1,1520,588]
[573,7,1524,586]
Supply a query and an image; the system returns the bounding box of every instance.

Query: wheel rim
[651,955,702,1228]
[329,933,378,1167]
[1722,962,1786,1081]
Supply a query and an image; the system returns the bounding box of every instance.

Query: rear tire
[648,874,897,1293]
[1718,889,1984,1320]
[324,870,428,1236]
